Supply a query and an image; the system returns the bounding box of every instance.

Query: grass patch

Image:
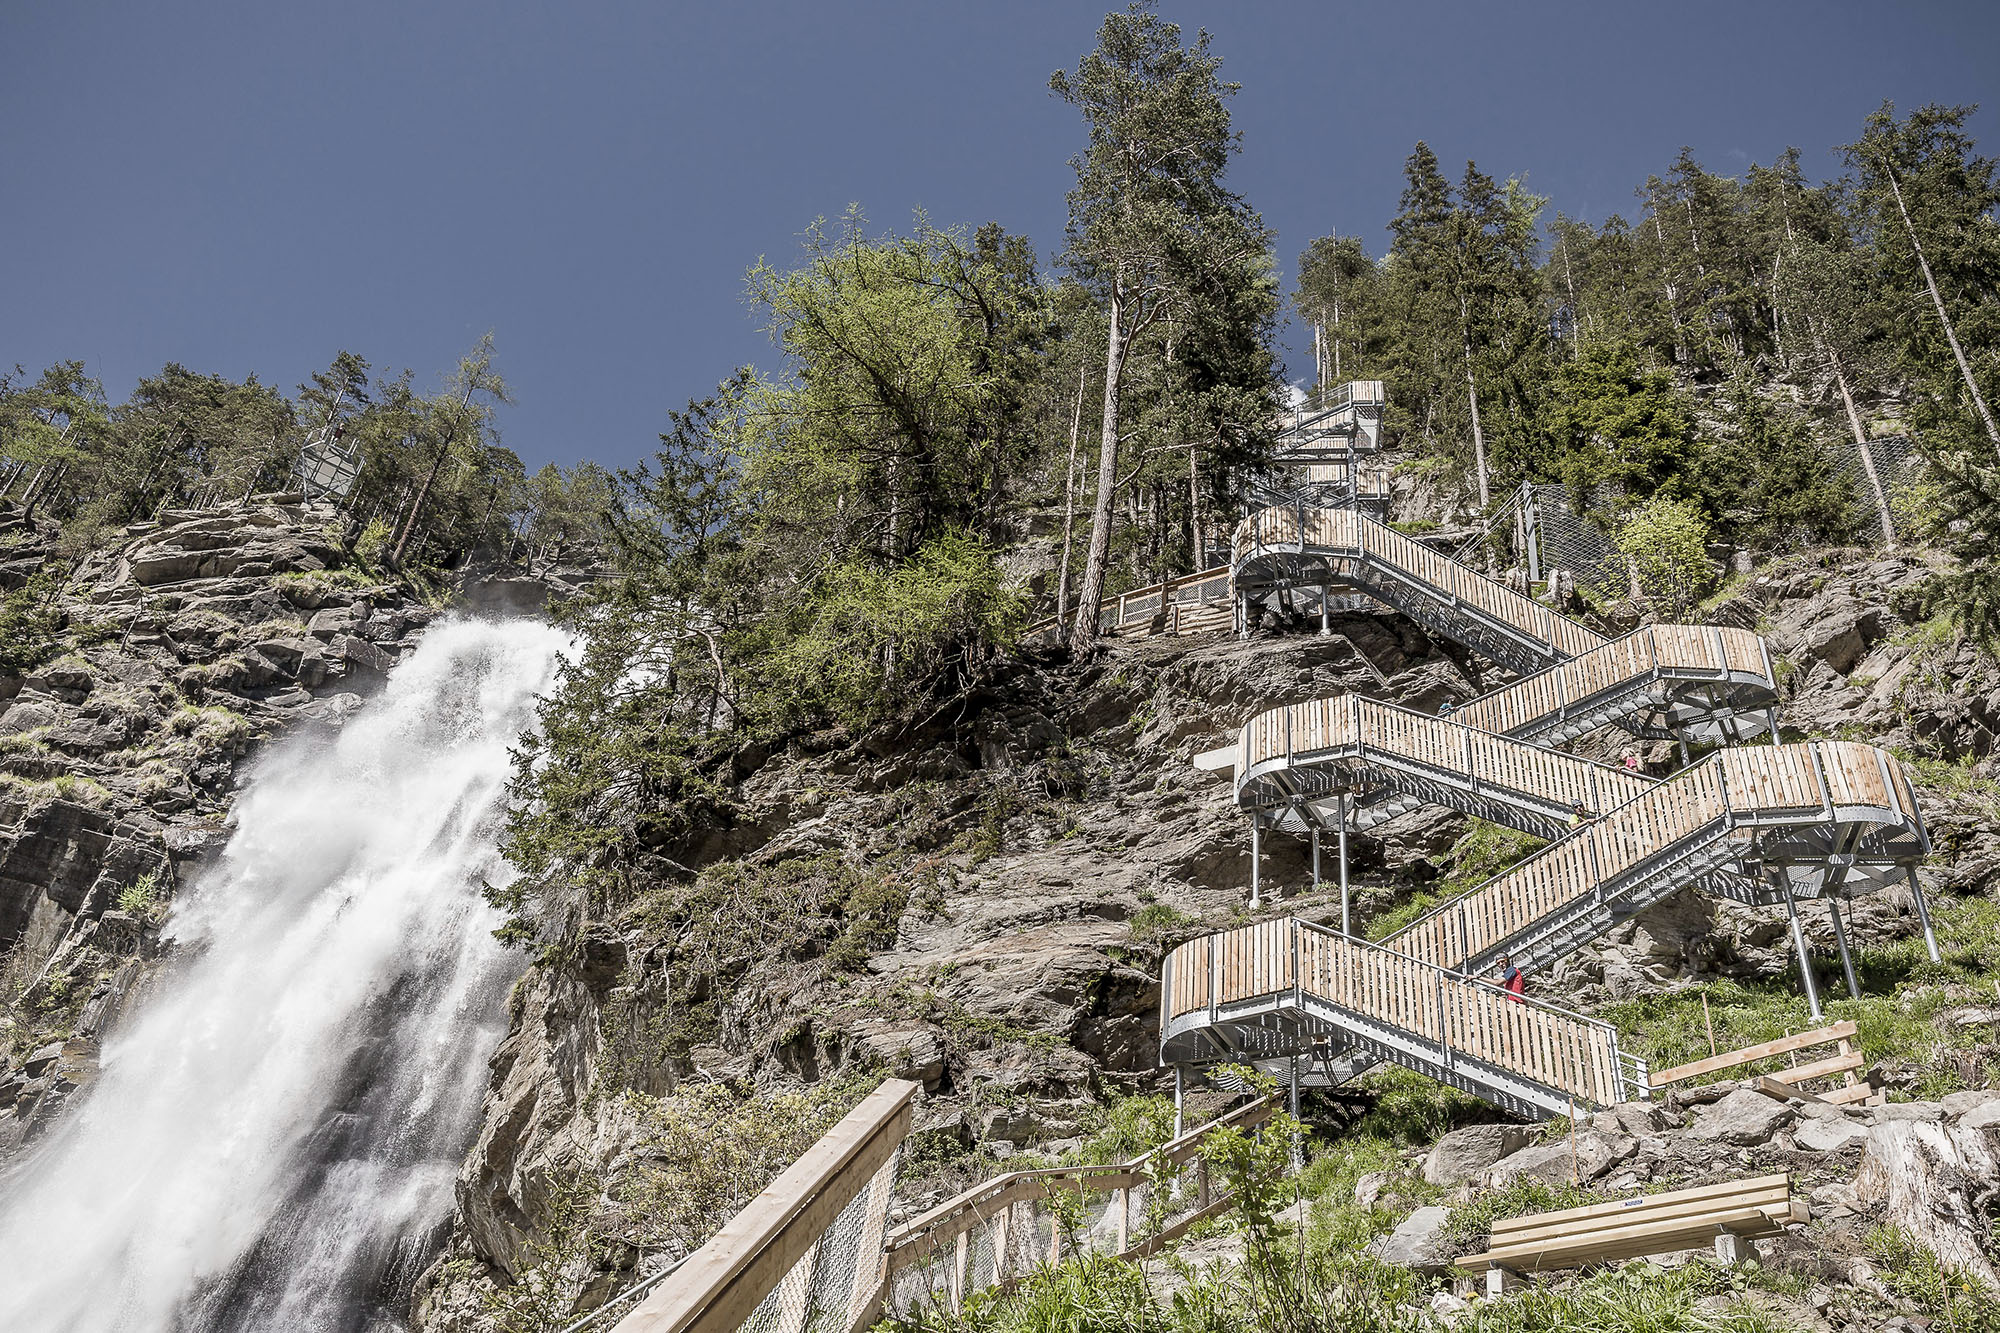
[1864,1225,2000,1330]
[1601,891,2000,1099]
[1128,902,1194,944]
[1441,1178,1600,1253]
[1367,820,1545,942]
[1457,1259,1797,1331]
[1346,1065,1495,1145]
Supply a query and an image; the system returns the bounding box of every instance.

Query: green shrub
[115,872,162,918]
[1615,495,1711,620]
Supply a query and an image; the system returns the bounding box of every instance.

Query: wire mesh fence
[737,1145,901,1333]
[1516,436,1933,607]
[1824,434,1930,543]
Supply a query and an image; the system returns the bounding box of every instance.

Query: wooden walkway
[1164,739,1926,1115]
[1164,500,1932,1117]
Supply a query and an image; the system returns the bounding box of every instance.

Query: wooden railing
[1379,741,1917,973]
[1290,379,1385,418]
[874,1099,1276,1322]
[613,1079,917,1333]
[1166,741,1924,1108]
[1233,506,1607,662]
[1166,920,1635,1109]
[1233,692,1655,828]
[1023,565,1232,644]
[1455,623,1773,739]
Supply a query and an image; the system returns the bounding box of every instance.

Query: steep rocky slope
[413,540,2000,1327]
[0,496,557,1147]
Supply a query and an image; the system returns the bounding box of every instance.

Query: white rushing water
[0,617,569,1332]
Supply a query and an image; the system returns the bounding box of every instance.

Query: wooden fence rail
[613,1079,917,1333]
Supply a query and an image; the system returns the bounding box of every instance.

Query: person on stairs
[1568,799,1592,829]
[1497,955,1526,1003]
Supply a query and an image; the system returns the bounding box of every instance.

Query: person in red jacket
[1497,955,1526,1002]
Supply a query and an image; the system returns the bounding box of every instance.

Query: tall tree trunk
[1882,162,2000,453]
[391,440,452,568]
[1820,325,1897,546]
[1461,305,1491,507]
[1649,200,1687,364]
[1559,234,1583,356]
[1069,286,1127,654]
[1056,361,1088,622]
[1187,443,1202,569]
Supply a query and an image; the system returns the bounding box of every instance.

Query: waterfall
[0,617,570,1332]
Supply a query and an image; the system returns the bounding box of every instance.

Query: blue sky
[5,1,1996,473]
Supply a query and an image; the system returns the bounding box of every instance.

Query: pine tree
[1051,2,1272,650]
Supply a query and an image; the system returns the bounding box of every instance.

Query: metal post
[1311,826,1321,892]
[1826,896,1862,998]
[1776,870,1824,1022]
[1173,1064,1184,1139]
[1337,793,1351,936]
[1523,482,1541,585]
[1767,709,1781,746]
[1677,736,1692,768]
[1250,815,1262,909]
[1288,1056,1302,1171]
[1906,867,1942,964]
[1320,586,1331,636]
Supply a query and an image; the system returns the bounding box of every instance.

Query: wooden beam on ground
[1649,1021,1858,1086]
[1460,1174,1803,1275]
[1755,1075,1827,1104]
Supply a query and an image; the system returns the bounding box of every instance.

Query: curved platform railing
[1233,505,1604,671]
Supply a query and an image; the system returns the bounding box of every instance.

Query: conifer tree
[1051,2,1271,651]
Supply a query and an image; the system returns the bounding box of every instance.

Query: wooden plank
[1755,1076,1828,1104]
[1467,1204,1792,1272]
[1650,1022,1859,1086]
[1491,1175,1790,1237]
[1764,1051,1866,1085]
[1495,1189,1793,1251]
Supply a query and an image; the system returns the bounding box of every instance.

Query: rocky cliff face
[0,497,467,1145]
[414,539,2000,1329]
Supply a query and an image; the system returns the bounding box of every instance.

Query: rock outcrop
[0,495,566,1150]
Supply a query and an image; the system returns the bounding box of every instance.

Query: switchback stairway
[1162,498,1935,1120]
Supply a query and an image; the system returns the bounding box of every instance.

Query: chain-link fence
[739,1145,901,1333]
[600,1080,916,1333]
[1825,434,1930,544]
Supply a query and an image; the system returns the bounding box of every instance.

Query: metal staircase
[1161,426,1936,1117]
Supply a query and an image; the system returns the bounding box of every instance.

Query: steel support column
[1311,826,1321,892]
[1906,867,1942,964]
[1250,815,1263,909]
[1320,586,1331,636]
[1826,896,1862,998]
[1338,793,1351,936]
[1777,870,1824,1022]
[1288,1055,1302,1171]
